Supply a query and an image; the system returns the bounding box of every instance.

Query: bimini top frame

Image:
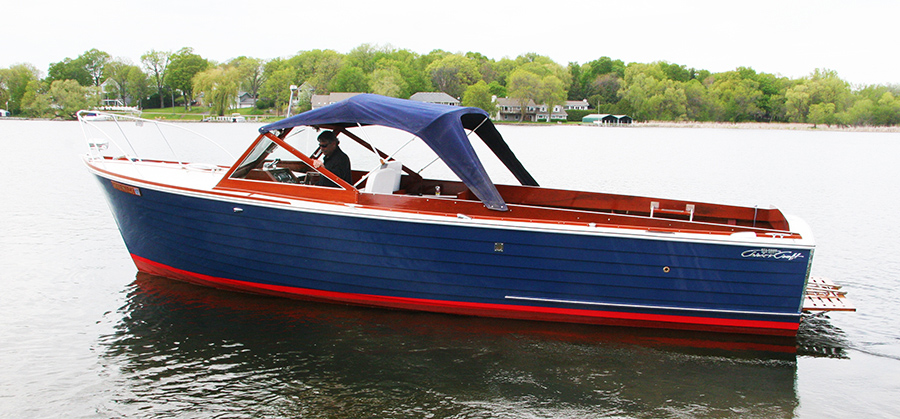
[260,94,538,211]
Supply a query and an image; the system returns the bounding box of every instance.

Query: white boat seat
[363,161,402,194]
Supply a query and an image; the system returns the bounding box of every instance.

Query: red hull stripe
[132,254,799,336]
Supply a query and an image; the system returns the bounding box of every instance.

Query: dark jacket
[317,146,351,187]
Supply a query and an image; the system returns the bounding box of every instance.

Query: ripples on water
[99,274,800,418]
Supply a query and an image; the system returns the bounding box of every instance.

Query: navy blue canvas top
[260,94,538,211]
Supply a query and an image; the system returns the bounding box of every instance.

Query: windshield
[231,137,278,179]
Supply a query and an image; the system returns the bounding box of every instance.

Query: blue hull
[96,175,811,336]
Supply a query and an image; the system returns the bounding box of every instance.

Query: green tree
[370,64,406,98]
[382,49,432,96]
[292,49,344,94]
[141,49,172,107]
[514,54,572,88]
[230,56,267,106]
[806,69,851,111]
[808,102,836,127]
[295,82,315,113]
[741,69,790,122]
[369,56,411,98]
[21,78,101,119]
[586,56,626,79]
[618,62,692,121]
[537,75,567,121]
[105,59,149,106]
[567,62,588,100]
[873,92,900,125]
[487,81,507,98]
[467,51,498,84]
[708,73,763,122]
[490,58,518,87]
[683,78,720,121]
[47,57,92,86]
[231,57,266,104]
[619,64,663,120]
[259,58,297,113]
[462,80,497,115]
[507,69,542,120]
[426,54,481,98]
[784,83,811,122]
[591,73,621,106]
[166,48,209,110]
[569,57,625,101]
[842,84,900,126]
[840,98,875,126]
[345,43,390,74]
[418,49,451,73]
[646,79,687,120]
[81,49,111,86]
[784,69,851,123]
[48,49,112,87]
[658,61,694,82]
[127,66,151,108]
[0,63,40,114]
[505,55,570,120]
[21,80,52,117]
[193,66,240,116]
[50,79,100,118]
[329,66,369,92]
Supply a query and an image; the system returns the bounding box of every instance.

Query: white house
[564,100,590,110]
[311,92,363,109]
[495,98,567,122]
[409,92,460,106]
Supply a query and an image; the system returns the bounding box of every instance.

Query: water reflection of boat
[126,273,801,357]
[80,94,839,336]
[796,312,852,358]
[99,273,801,417]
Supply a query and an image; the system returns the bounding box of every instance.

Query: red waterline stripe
[131,254,799,336]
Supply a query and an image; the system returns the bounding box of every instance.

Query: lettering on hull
[741,248,805,261]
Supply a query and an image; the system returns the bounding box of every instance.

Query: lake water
[1,119,899,418]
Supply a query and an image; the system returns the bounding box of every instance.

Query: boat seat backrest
[363,161,402,194]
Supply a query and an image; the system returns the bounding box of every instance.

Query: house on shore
[495,97,568,122]
[311,92,363,109]
[410,92,460,106]
[564,100,590,111]
[236,92,256,108]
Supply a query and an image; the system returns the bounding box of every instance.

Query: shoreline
[5,116,899,132]
[631,120,900,133]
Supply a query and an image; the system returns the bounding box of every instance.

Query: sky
[3,0,898,87]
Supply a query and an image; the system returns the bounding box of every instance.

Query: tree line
[1,44,898,126]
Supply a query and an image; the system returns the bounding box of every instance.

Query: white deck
[88,159,227,191]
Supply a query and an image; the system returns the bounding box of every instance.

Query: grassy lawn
[140,107,282,122]
[139,106,208,121]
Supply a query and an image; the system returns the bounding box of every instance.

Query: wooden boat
[81,94,836,336]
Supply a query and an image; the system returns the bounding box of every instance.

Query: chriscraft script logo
[741,248,805,261]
